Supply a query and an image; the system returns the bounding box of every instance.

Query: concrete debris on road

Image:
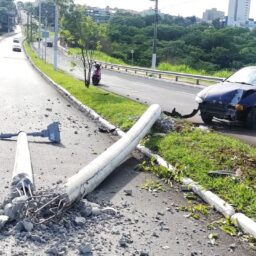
[124,189,133,196]
[79,243,92,254]
[98,125,117,134]
[0,215,9,229]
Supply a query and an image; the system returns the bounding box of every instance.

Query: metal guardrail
[99,62,225,85]
[58,44,225,85]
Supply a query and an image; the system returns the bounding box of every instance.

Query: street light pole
[38,0,41,58]
[131,49,134,65]
[30,12,32,42]
[151,0,158,69]
[26,12,29,39]
[53,2,59,70]
[7,13,9,33]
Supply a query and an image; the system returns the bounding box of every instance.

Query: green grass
[24,41,146,130]
[68,48,233,79]
[158,63,233,78]
[24,41,256,220]
[67,48,126,65]
[144,127,256,219]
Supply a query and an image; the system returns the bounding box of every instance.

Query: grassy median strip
[24,41,146,130]
[24,42,256,220]
[144,126,256,219]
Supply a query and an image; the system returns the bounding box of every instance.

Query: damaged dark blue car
[196,66,256,129]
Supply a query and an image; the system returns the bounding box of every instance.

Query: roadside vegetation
[67,48,126,66]
[0,0,16,33]
[24,41,256,221]
[25,1,256,78]
[24,41,146,130]
[158,63,232,78]
[143,125,256,219]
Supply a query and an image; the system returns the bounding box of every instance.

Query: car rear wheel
[246,108,256,130]
[200,111,213,125]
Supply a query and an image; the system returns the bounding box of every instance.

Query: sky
[74,0,256,19]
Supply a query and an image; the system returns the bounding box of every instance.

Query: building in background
[245,18,256,29]
[202,8,225,23]
[228,0,251,27]
[86,6,112,23]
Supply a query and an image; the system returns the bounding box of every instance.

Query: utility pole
[26,12,29,39]
[30,12,32,42]
[44,16,48,63]
[151,0,158,69]
[7,13,10,33]
[53,2,59,70]
[131,50,134,65]
[38,0,42,58]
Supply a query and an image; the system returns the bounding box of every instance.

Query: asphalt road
[0,32,254,255]
[39,43,256,145]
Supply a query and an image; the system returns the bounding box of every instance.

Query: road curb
[231,213,256,237]
[23,42,256,239]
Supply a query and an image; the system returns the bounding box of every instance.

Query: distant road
[39,44,256,145]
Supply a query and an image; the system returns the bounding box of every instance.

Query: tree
[0,0,16,32]
[61,5,105,87]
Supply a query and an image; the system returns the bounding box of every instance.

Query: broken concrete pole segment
[63,104,161,204]
[231,213,256,238]
[11,132,33,198]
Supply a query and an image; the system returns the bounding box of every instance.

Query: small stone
[229,243,236,250]
[31,234,44,243]
[119,237,127,247]
[124,189,132,196]
[4,204,15,220]
[80,206,92,217]
[12,195,28,207]
[0,215,9,229]
[91,207,101,216]
[79,243,92,254]
[15,221,24,232]
[75,217,86,226]
[22,220,33,232]
[56,180,63,185]
[45,247,59,255]
[152,232,159,237]
[140,250,149,256]
[101,207,117,215]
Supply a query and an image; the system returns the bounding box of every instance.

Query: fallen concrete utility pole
[64,104,161,203]
[0,122,60,143]
[16,105,160,223]
[11,132,33,198]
